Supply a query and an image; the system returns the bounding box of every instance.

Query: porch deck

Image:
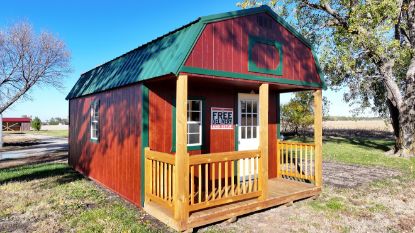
[144,178,321,231]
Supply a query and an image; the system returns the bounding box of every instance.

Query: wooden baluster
[285,143,288,176]
[231,161,235,196]
[242,159,246,194]
[205,163,209,202]
[152,160,155,195]
[164,163,168,199]
[237,160,241,195]
[295,144,298,178]
[212,163,216,200]
[198,164,202,203]
[171,165,174,202]
[248,157,252,192]
[168,164,172,202]
[162,162,165,199]
[218,162,222,199]
[290,144,293,176]
[299,145,303,179]
[190,165,194,205]
[156,161,160,196]
[254,156,258,191]
[225,161,229,197]
[305,145,308,179]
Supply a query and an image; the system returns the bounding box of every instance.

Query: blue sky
[1,0,373,121]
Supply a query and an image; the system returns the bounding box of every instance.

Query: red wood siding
[69,84,142,206]
[185,13,321,84]
[148,79,279,178]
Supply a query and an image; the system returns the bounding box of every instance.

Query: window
[187,100,202,146]
[90,100,99,141]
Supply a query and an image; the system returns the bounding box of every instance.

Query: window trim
[90,100,100,142]
[248,35,283,75]
[187,100,202,147]
[172,97,205,152]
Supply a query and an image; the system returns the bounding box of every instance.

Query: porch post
[174,74,189,223]
[259,83,269,200]
[313,89,323,187]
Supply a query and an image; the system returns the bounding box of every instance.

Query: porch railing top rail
[189,149,261,165]
[278,141,315,146]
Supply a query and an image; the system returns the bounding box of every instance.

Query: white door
[238,93,259,180]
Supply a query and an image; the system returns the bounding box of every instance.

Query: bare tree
[0,21,71,146]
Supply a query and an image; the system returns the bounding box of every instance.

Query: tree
[281,91,329,136]
[0,21,71,146]
[238,0,415,157]
[31,117,41,131]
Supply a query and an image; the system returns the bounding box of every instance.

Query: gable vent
[257,15,273,29]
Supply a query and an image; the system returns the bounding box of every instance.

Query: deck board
[144,178,321,231]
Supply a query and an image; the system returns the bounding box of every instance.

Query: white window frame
[187,100,202,147]
[90,101,99,141]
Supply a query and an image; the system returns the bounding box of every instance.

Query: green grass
[287,136,415,175]
[0,163,161,232]
[26,130,68,137]
[309,197,346,212]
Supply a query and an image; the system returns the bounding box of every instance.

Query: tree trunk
[386,99,401,153]
[399,56,415,157]
[0,113,2,148]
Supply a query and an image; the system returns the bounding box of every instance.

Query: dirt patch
[200,162,412,233]
[323,161,401,188]
[1,133,45,152]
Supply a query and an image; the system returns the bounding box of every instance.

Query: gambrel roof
[66,6,325,100]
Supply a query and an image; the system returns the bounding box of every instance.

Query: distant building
[2,117,31,131]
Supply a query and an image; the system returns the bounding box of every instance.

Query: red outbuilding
[2,117,31,131]
[67,6,326,231]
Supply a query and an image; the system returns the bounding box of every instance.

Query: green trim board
[171,97,206,152]
[181,66,323,88]
[311,48,327,90]
[248,35,283,75]
[140,84,149,207]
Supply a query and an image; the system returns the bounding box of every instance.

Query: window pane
[241,114,247,126]
[253,114,258,126]
[188,123,200,133]
[241,127,246,139]
[253,101,257,113]
[247,126,251,139]
[190,111,200,122]
[189,133,200,144]
[190,100,201,111]
[241,101,246,113]
[253,126,257,138]
[247,101,252,113]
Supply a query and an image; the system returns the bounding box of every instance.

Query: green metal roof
[66,6,325,100]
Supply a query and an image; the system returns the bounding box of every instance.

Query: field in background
[324,120,392,132]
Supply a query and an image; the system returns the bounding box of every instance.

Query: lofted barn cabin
[66,6,325,231]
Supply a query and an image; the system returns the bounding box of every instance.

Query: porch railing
[188,150,262,212]
[277,141,316,182]
[144,148,263,213]
[144,148,175,210]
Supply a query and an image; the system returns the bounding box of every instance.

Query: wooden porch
[145,177,321,231]
[143,74,323,231]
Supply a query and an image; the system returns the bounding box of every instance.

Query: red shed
[2,117,31,131]
[67,6,325,231]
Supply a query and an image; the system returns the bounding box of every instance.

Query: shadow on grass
[283,128,395,152]
[0,163,82,185]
